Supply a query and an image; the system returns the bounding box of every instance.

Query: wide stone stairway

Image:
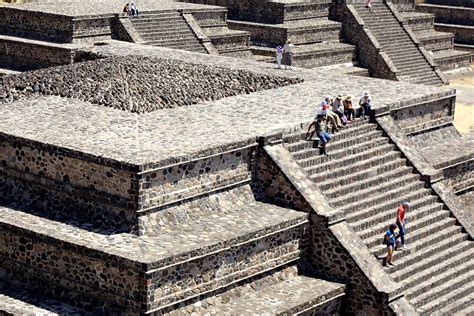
[131,10,207,53]
[283,118,474,314]
[352,2,444,85]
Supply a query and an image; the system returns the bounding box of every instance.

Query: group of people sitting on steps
[383,201,410,266]
[123,2,139,16]
[306,91,372,155]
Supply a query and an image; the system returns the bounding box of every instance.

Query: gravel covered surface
[0,56,302,114]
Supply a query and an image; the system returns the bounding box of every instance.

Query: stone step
[306,143,398,177]
[311,150,403,183]
[144,34,197,42]
[205,275,345,315]
[283,118,369,144]
[372,220,462,258]
[402,12,435,31]
[432,48,473,72]
[377,36,412,44]
[0,195,309,312]
[132,23,187,31]
[284,122,377,153]
[385,233,469,274]
[332,172,421,209]
[291,130,384,162]
[418,282,474,315]
[139,29,192,37]
[395,60,431,72]
[324,166,415,200]
[366,23,403,31]
[431,292,474,316]
[340,180,427,216]
[297,137,390,169]
[347,193,437,229]
[363,209,450,249]
[402,248,474,299]
[357,202,445,241]
[318,158,408,192]
[415,30,454,51]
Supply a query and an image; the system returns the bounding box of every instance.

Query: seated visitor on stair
[332,95,348,125]
[317,96,343,132]
[343,96,355,121]
[359,91,372,118]
[123,2,130,15]
[396,201,410,251]
[283,40,295,70]
[276,46,283,69]
[382,223,401,267]
[130,2,139,16]
[306,115,332,155]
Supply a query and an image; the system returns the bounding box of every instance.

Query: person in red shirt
[396,201,410,250]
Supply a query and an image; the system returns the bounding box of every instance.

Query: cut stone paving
[0,0,472,314]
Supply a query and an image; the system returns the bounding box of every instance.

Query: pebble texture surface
[0,56,302,113]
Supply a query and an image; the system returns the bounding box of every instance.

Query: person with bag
[382,223,400,267]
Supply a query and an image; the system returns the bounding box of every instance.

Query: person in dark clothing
[382,223,400,267]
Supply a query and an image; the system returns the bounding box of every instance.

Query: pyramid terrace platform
[0,0,220,17]
[0,41,455,172]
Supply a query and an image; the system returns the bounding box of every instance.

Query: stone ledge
[263,144,345,224]
[432,182,474,239]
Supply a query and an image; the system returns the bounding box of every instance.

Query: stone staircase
[0,139,345,314]
[401,10,472,72]
[182,0,368,74]
[352,2,444,85]
[282,118,474,314]
[130,10,207,53]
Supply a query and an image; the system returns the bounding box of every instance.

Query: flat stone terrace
[0,0,222,17]
[0,199,306,269]
[0,41,454,172]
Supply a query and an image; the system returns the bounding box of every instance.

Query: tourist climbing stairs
[351,2,444,85]
[283,119,474,314]
[130,10,207,53]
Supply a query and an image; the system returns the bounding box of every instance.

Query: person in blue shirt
[383,223,400,266]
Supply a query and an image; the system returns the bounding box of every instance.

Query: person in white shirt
[283,40,295,70]
[130,2,138,16]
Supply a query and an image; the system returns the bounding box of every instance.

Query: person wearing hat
[306,114,332,155]
[317,96,343,132]
[332,95,348,125]
[343,95,355,121]
[359,91,372,118]
[382,223,401,266]
[283,40,295,70]
[396,201,410,250]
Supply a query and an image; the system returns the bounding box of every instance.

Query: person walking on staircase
[306,114,332,155]
[396,201,410,251]
[283,40,295,70]
[383,223,400,267]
